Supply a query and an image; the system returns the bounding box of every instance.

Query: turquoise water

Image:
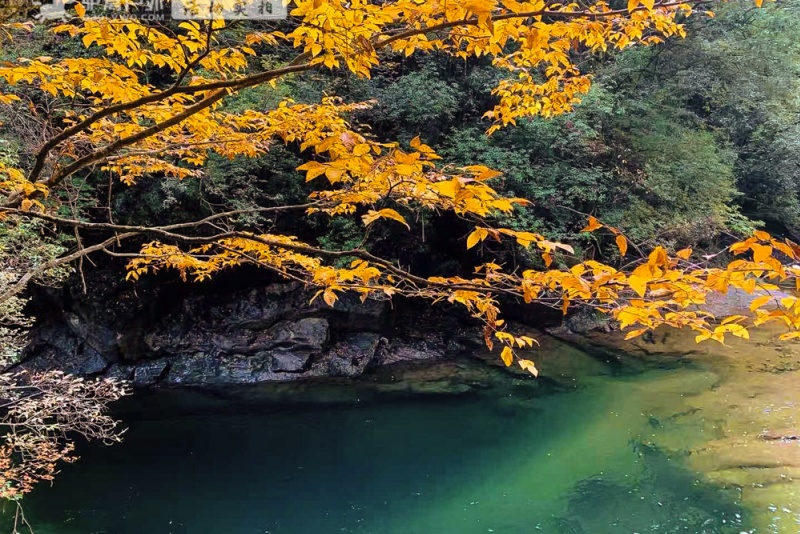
[13,348,750,533]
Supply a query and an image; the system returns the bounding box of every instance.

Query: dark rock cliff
[19,270,483,387]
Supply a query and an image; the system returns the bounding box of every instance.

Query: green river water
[4,341,767,533]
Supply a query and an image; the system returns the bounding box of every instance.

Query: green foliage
[613,105,743,245]
[316,217,362,257]
[604,0,800,235]
[0,218,73,285]
[369,65,462,140]
[440,88,619,237]
[0,218,72,365]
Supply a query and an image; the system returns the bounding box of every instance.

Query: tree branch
[0,232,138,304]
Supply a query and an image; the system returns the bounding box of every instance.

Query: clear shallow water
[11,349,752,534]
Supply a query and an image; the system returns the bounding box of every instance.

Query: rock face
[563,307,611,334]
[21,271,480,387]
[697,286,789,317]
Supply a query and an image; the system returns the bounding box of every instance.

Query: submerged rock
[699,286,790,317]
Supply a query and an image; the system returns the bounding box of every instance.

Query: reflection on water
[3,343,765,533]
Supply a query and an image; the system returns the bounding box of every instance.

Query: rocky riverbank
[18,273,794,389]
[19,272,483,387]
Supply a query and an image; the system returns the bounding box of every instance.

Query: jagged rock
[373,339,444,366]
[144,317,330,364]
[69,345,109,375]
[565,307,609,334]
[165,353,219,386]
[163,352,281,386]
[214,353,272,384]
[22,270,464,387]
[21,328,109,376]
[106,364,135,381]
[321,333,382,377]
[133,360,169,386]
[64,311,124,360]
[271,351,311,372]
[208,284,303,329]
[263,318,329,352]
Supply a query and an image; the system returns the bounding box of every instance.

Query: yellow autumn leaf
[751,243,772,263]
[721,315,746,325]
[713,324,750,340]
[624,328,649,340]
[695,332,711,343]
[647,246,668,267]
[555,242,575,254]
[731,326,750,339]
[323,290,337,307]
[627,273,648,297]
[296,161,327,182]
[500,346,514,367]
[616,235,628,257]
[518,359,539,377]
[361,208,410,229]
[0,94,20,105]
[581,216,603,233]
[466,227,488,250]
